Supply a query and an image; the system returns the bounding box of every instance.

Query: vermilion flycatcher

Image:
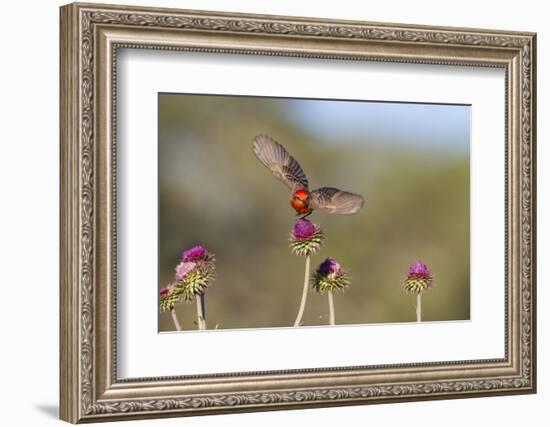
[252,134,365,217]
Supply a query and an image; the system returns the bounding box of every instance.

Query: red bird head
[291,188,311,214]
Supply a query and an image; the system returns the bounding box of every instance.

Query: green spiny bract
[312,270,350,294]
[180,267,215,297]
[159,285,191,312]
[402,276,433,294]
[289,228,324,257]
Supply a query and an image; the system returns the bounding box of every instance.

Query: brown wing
[310,187,365,215]
[252,134,308,191]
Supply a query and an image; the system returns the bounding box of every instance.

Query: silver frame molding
[60,2,536,423]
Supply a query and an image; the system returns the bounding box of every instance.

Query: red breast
[291,199,311,214]
[291,189,312,214]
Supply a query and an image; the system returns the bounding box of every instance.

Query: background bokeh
[158,93,470,331]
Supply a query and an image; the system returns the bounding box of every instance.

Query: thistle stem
[416,293,422,322]
[294,254,311,327]
[170,308,182,331]
[196,294,206,330]
[200,292,206,328]
[328,290,335,326]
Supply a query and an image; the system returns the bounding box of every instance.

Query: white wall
[0,0,545,425]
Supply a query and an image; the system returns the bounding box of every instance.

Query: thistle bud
[402,260,433,294]
[312,257,350,293]
[159,286,182,312]
[176,245,216,298]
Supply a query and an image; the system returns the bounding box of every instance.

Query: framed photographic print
[59,2,537,423]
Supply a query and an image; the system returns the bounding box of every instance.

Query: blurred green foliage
[158,94,470,331]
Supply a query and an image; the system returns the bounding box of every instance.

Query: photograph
[57,2,536,422]
[158,93,471,332]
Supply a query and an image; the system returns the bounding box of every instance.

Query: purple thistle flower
[403,260,434,294]
[318,257,342,278]
[293,219,317,240]
[175,261,196,282]
[289,219,324,257]
[407,260,432,280]
[181,245,210,262]
[312,257,350,293]
[160,287,169,298]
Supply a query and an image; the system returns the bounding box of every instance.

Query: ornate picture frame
[60,2,536,423]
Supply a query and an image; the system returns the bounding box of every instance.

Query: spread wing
[252,134,308,191]
[310,187,365,215]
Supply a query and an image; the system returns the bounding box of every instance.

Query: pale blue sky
[279,98,470,152]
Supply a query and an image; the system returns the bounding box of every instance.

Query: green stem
[328,290,335,326]
[170,308,182,331]
[294,254,311,327]
[416,293,422,322]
